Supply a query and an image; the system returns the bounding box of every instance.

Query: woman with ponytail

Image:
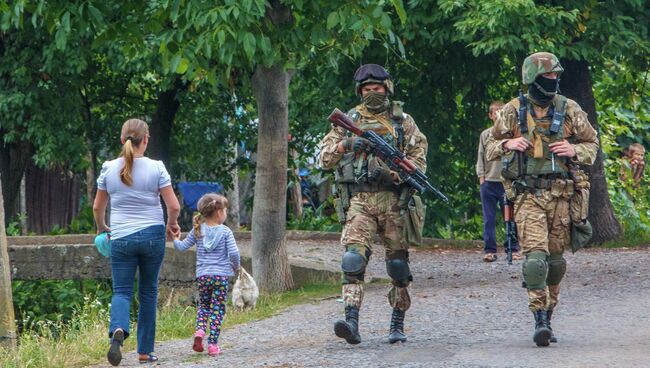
[93,118,181,366]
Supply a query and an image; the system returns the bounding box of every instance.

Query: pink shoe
[192,330,205,353]
[207,344,221,357]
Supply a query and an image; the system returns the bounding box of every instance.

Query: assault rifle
[328,108,448,203]
[503,192,516,265]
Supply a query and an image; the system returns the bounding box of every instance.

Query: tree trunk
[560,58,622,243]
[25,163,80,234]
[0,137,31,227]
[251,64,295,293]
[19,174,26,235]
[0,176,17,349]
[225,141,240,229]
[148,78,184,169]
[288,149,303,220]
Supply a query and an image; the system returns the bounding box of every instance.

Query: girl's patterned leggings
[196,275,229,344]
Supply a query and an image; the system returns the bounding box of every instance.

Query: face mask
[529,76,559,106]
[362,91,388,112]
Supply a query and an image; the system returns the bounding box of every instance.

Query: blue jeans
[480,181,520,254]
[109,225,165,354]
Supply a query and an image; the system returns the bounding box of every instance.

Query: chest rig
[334,102,405,189]
[332,102,405,223]
[502,92,569,192]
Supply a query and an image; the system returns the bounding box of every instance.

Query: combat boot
[547,309,557,343]
[334,306,361,344]
[532,310,552,347]
[388,308,407,343]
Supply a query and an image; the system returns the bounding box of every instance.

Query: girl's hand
[166,223,181,240]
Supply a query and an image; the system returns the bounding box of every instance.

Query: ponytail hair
[119,119,149,186]
[193,213,204,237]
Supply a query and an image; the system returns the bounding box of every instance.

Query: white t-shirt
[97,157,172,239]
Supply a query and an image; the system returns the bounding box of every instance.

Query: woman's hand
[166,223,180,240]
[97,224,111,234]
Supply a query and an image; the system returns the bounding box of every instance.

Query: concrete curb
[7,231,481,248]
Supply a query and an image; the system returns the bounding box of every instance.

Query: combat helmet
[521,52,564,85]
[353,64,394,96]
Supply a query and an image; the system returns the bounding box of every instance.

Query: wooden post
[0,176,17,348]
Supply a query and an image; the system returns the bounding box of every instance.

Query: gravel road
[91,243,650,368]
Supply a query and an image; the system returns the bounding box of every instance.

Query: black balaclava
[362,90,389,113]
[528,75,560,106]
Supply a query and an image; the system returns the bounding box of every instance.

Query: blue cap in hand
[94,232,111,258]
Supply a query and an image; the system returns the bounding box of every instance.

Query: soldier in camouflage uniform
[486,52,598,347]
[318,64,428,345]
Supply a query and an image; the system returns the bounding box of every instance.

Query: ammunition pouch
[569,166,592,252]
[402,194,426,246]
[501,152,521,181]
[335,152,358,183]
[333,184,350,224]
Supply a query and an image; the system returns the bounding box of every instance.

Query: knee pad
[386,258,412,287]
[342,250,367,282]
[522,251,548,289]
[546,254,566,285]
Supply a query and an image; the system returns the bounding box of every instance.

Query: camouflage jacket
[318,104,428,174]
[486,96,599,165]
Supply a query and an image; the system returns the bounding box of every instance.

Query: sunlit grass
[0,282,340,368]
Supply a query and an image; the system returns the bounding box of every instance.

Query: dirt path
[91,244,650,367]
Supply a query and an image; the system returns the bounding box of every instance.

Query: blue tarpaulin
[177,181,224,211]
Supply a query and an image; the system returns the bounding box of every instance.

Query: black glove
[342,137,373,153]
[368,157,395,185]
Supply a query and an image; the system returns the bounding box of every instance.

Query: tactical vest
[502,93,569,181]
[334,101,406,193]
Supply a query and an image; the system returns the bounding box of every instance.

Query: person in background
[476,101,521,262]
[619,143,646,187]
[93,118,181,366]
[173,193,240,357]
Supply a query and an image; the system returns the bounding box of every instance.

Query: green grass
[594,233,650,249]
[0,282,340,368]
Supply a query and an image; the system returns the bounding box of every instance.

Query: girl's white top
[97,157,172,239]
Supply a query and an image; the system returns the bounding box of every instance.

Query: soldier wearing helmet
[318,64,428,345]
[485,52,598,347]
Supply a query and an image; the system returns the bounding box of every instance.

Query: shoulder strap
[390,101,405,149]
[550,95,567,135]
[517,92,528,134]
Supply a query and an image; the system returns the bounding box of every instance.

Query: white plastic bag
[231,267,259,311]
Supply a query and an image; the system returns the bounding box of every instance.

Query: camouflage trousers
[340,191,411,311]
[514,186,571,312]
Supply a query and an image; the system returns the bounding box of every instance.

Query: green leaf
[170,53,182,73]
[88,5,106,30]
[380,13,391,29]
[243,32,256,60]
[390,0,407,25]
[61,11,70,32]
[171,0,180,21]
[176,58,189,74]
[326,11,338,29]
[54,28,67,50]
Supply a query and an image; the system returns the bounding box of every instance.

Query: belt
[349,182,400,194]
[514,174,569,193]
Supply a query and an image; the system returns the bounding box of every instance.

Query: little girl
[173,193,240,357]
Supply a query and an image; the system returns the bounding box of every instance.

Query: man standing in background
[476,101,521,262]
